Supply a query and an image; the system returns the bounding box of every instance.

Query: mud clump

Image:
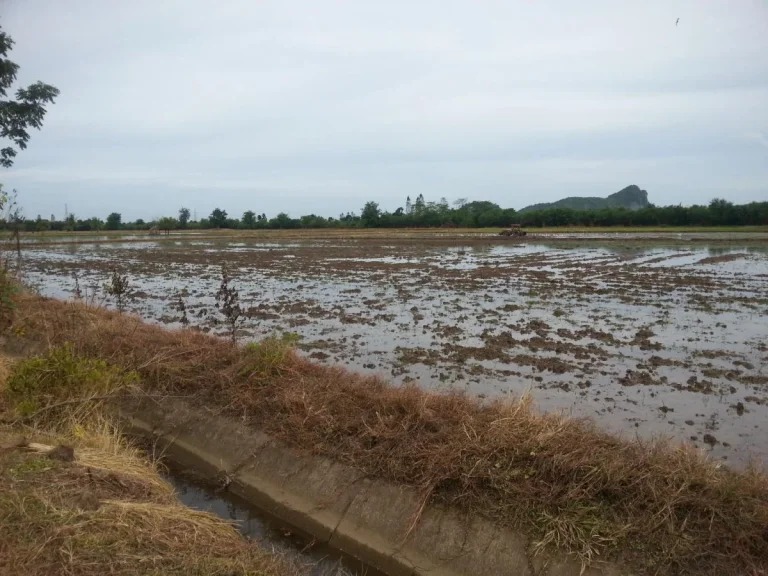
[395,346,441,366]
[697,253,750,265]
[675,376,716,394]
[521,319,551,335]
[48,445,75,462]
[630,327,662,351]
[619,369,666,386]
[703,433,718,447]
[648,355,689,368]
[511,354,577,374]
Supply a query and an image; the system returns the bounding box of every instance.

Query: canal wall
[119,396,629,576]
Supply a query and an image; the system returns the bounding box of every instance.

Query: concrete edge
[118,397,630,576]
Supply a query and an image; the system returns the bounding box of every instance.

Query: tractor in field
[499,224,527,237]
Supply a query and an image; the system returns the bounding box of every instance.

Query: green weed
[0,268,18,327]
[241,333,299,379]
[7,457,55,478]
[5,344,139,422]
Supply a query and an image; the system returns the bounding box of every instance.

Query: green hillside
[520,185,650,213]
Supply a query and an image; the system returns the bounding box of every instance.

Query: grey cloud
[1,0,766,221]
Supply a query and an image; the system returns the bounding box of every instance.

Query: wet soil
[18,234,768,467]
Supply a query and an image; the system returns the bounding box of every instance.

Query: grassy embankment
[0,343,304,572]
[2,291,767,575]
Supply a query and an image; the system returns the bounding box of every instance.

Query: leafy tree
[178,207,190,229]
[361,201,381,227]
[414,194,426,213]
[462,200,501,214]
[157,216,177,235]
[105,212,122,230]
[209,208,228,228]
[336,211,358,226]
[0,25,60,168]
[241,210,257,229]
[708,198,737,226]
[270,212,298,229]
[299,214,327,228]
[72,217,101,232]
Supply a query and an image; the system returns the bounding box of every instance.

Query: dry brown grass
[0,356,9,414]
[0,423,301,576]
[7,292,768,575]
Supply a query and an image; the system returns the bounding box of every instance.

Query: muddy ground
[15,233,768,467]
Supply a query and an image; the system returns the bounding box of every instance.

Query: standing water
[164,467,375,575]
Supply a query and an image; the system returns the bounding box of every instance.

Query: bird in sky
[676,18,680,26]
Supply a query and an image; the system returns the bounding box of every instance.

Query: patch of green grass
[5,344,139,421]
[533,500,622,563]
[241,333,300,379]
[5,454,58,479]
[0,268,19,329]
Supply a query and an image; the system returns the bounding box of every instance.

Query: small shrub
[5,344,139,424]
[72,272,82,300]
[104,269,131,312]
[241,333,299,379]
[215,265,242,343]
[174,291,189,325]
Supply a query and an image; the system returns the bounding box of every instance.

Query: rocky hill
[520,185,650,212]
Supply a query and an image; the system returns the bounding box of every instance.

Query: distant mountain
[519,185,650,213]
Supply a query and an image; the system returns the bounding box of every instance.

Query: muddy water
[165,468,365,575]
[19,235,768,467]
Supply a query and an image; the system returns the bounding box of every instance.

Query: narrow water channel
[163,467,372,575]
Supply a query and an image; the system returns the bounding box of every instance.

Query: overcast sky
[1,0,767,221]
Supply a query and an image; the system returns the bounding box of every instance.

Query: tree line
[4,195,767,233]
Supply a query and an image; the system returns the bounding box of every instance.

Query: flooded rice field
[19,234,768,467]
